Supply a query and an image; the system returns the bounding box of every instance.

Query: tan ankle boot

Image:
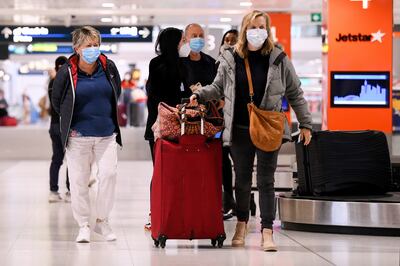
[261,228,277,251]
[231,221,247,247]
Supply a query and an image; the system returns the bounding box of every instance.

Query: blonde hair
[71,26,101,49]
[235,11,274,58]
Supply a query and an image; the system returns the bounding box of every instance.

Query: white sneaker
[64,191,71,203]
[94,220,117,241]
[76,225,91,243]
[48,192,63,203]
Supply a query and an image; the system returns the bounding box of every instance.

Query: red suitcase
[0,116,17,126]
[151,134,226,248]
[117,104,127,127]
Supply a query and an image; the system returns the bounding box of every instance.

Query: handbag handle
[182,97,221,118]
[177,103,206,116]
[207,101,222,118]
[180,104,205,136]
[244,58,254,103]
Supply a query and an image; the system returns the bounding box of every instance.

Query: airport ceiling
[0,0,398,26]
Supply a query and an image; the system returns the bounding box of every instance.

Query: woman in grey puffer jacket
[190,10,312,252]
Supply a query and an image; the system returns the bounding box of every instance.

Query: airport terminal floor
[1,0,400,266]
[0,160,399,266]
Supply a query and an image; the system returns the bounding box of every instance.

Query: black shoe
[223,210,234,220]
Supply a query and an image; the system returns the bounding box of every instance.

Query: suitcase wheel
[158,235,167,249]
[153,239,160,248]
[212,235,226,248]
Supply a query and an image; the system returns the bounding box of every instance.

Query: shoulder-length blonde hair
[235,11,274,59]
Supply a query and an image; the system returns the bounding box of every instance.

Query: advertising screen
[393,90,400,132]
[330,71,390,108]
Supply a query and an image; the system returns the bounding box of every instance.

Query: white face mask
[179,43,191,57]
[246,29,268,49]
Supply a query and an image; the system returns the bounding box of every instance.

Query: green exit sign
[311,13,322,22]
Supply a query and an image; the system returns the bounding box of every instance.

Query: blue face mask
[81,47,100,64]
[189,38,205,53]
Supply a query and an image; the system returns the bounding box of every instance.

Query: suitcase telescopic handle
[180,104,205,136]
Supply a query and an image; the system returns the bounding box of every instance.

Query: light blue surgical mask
[189,38,205,53]
[81,47,100,64]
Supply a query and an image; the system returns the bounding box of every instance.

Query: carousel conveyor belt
[277,192,400,236]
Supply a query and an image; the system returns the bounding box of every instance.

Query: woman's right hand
[189,94,198,106]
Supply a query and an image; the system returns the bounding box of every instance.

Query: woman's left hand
[299,128,312,146]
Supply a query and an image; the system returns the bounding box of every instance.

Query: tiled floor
[0,160,399,266]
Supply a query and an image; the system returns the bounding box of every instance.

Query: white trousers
[66,134,118,227]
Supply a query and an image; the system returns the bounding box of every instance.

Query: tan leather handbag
[245,58,285,152]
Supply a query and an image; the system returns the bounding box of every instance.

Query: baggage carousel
[278,192,400,236]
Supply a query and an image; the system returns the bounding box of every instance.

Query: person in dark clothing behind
[219,29,239,55]
[181,24,236,220]
[0,89,8,118]
[144,27,192,161]
[48,56,70,203]
[180,23,217,91]
[219,29,257,220]
[218,29,240,220]
[144,27,191,231]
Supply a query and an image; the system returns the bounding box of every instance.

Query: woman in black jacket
[144,27,191,230]
[145,27,192,161]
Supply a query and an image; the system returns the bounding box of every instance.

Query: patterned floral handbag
[152,102,224,141]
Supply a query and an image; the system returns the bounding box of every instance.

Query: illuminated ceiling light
[220,17,232,23]
[240,2,253,7]
[102,3,115,8]
[101,17,113,23]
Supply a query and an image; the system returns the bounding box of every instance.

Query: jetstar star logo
[335,30,385,43]
[370,30,385,43]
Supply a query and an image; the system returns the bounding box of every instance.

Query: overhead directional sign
[0,25,153,43]
[1,27,12,39]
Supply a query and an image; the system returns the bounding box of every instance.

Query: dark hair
[55,56,68,71]
[220,29,239,47]
[155,27,182,60]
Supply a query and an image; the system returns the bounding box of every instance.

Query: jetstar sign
[336,30,385,43]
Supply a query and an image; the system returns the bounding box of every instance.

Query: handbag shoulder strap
[273,51,287,67]
[244,58,254,103]
[244,51,287,105]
